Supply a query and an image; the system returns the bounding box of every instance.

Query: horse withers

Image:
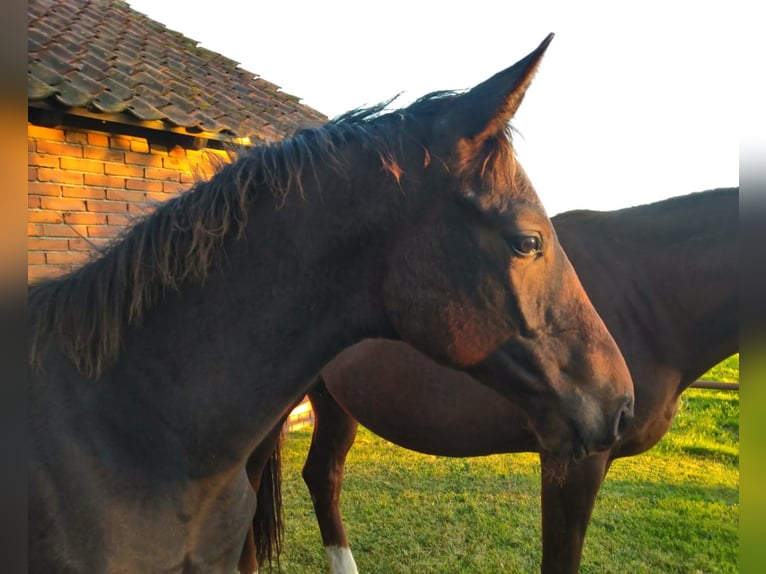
[281,188,736,573]
[29,35,632,573]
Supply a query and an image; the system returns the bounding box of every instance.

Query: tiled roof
[28,0,327,143]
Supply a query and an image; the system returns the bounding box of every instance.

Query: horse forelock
[27,97,470,379]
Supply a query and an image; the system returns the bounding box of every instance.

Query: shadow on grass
[681,443,739,465]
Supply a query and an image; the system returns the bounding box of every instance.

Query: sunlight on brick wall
[286,397,314,432]
[27,123,230,283]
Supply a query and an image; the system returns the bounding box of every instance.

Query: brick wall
[27,123,230,283]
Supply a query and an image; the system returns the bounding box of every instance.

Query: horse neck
[30,151,406,473]
[142,171,401,435]
[556,190,738,387]
[236,183,400,374]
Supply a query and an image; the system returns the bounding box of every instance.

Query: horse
[28,35,635,573]
[256,187,735,573]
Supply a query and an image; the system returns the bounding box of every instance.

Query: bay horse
[28,36,635,573]
[267,187,735,573]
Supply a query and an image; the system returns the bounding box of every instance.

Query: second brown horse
[244,187,737,573]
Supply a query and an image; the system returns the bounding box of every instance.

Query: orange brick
[28,166,37,180]
[162,181,189,195]
[37,168,84,186]
[27,252,46,265]
[28,153,60,169]
[128,202,156,215]
[163,156,191,171]
[168,145,186,158]
[83,146,124,162]
[64,131,89,145]
[28,124,65,140]
[28,182,62,197]
[35,140,83,157]
[42,224,88,238]
[185,148,204,160]
[87,132,110,147]
[62,186,106,200]
[85,200,128,213]
[28,223,42,237]
[60,157,104,174]
[106,189,146,202]
[126,178,163,192]
[110,135,139,150]
[46,251,92,265]
[28,237,69,251]
[201,162,221,174]
[104,163,143,177]
[145,192,172,203]
[84,173,125,188]
[144,167,181,181]
[28,196,41,209]
[69,238,110,252]
[124,152,163,167]
[87,225,121,238]
[194,162,216,173]
[40,197,87,211]
[106,214,133,226]
[149,143,169,155]
[28,210,64,223]
[63,212,107,225]
[130,139,150,153]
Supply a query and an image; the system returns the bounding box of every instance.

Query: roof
[28,0,327,144]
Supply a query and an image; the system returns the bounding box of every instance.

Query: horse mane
[29,89,506,380]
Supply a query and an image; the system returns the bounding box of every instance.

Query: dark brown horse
[277,187,736,573]
[28,36,634,573]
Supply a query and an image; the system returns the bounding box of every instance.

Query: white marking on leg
[325,545,359,574]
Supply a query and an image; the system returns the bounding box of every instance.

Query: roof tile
[124,98,166,121]
[27,73,58,99]
[29,60,66,86]
[55,81,93,107]
[90,90,130,114]
[28,0,327,142]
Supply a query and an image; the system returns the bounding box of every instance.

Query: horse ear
[446,33,554,144]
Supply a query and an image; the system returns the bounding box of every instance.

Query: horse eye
[509,234,541,257]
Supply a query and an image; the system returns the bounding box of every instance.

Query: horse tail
[253,429,285,570]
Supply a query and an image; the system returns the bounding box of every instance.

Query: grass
[272,355,739,573]
[701,353,739,384]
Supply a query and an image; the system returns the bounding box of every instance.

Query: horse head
[381,35,634,461]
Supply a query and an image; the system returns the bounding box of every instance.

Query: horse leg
[304,377,361,574]
[539,451,611,574]
[240,420,286,574]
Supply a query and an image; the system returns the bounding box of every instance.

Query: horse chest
[618,398,680,457]
[31,407,256,573]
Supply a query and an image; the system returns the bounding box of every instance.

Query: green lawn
[273,356,739,573]
[702,354,739,384]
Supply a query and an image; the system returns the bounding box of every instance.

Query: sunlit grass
[273,358,739,573]
[702,353,739,383]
